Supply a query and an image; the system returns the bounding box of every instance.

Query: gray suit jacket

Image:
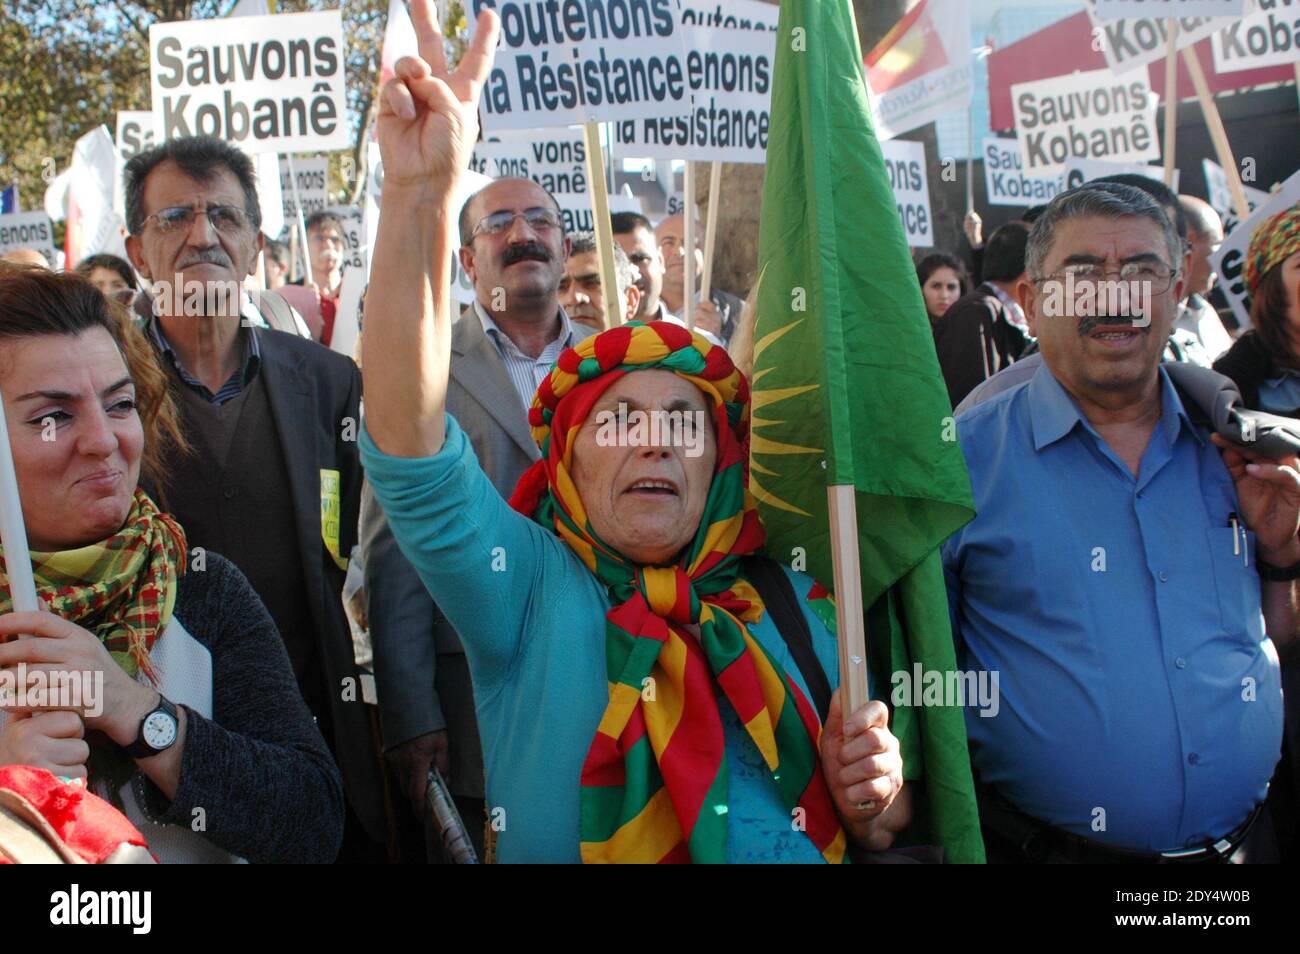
[360,310,595,799]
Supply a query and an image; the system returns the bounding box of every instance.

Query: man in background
[557,230,640,330]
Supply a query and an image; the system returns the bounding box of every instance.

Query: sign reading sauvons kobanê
[149,10,348,154]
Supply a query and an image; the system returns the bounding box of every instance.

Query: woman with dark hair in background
[0,265,344,863]
[1215,203,1300,415]
[74,253,138,307]
[916,253,969,325]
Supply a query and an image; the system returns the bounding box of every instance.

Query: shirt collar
[148,312,260,385]
[473,300,575,354]
[1028,361,1204,453]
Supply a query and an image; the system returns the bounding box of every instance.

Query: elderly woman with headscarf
[359,2,909,863]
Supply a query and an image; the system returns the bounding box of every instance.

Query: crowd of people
[0,3,1297,865]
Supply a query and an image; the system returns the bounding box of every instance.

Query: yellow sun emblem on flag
[749,318,822,518]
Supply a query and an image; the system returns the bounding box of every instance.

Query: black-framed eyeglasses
[469,207,561,240]
[142,204,252,236]
[1033,262,1179,295]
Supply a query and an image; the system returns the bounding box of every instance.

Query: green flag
[753,0,984,863]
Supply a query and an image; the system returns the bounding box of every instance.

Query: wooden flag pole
[582,121,623,328]
[0,393,39,614]
[1180,46,1250,223]
[828,485,870,713]
[1161,19,1178,188]
[684,161,697,330]
[700,161,722,301]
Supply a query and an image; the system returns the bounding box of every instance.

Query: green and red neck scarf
[0,490,186,682]
[510,320,846,864]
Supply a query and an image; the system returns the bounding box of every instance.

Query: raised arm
[362,0,499,458]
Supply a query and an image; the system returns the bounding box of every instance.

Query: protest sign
[864,0,972,140]
[1202,158,1269,232]
[1092,0,1246,20]
[879,140,932,247]
[324,204,366,274]
[1063,157,1179,190]
[115,111,158,161]
[553,191,642,234]
[1211,167,1300,329]
[0,211,57,263]
[58,126,127,266]
[150,10,348,153]
[678,0,778,31]
[982,137,1068,206]
[279,156,330,226]
[610,25,774,163]
[1212,1,1300,72]
[1086,2,1237,73]
[1011,69,1159,175]
[471,127,590,193]
[467,0,695,131]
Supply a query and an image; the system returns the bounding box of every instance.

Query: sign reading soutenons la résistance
[467,0,695,132]
[149,10,349,154]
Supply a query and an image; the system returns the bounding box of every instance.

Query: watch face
[143,711,177,750]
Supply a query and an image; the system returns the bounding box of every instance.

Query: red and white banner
[863,0,973,140]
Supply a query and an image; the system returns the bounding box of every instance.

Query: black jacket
[932,283,1030,409]
[1213,330,1298,416]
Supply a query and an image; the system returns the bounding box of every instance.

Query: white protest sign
[553,191,641,234]
[865,0,973,141]
[1212,1,1300,73]
[1202,158,1269,232]
[115,112,159,161]
[0,211,57,263]
[150,10,348,154]
[1086,2,1240,74]
[611,26,774,163]
[678,0,778,31]
[880,140,932,247]
[468,0,694,131]
[1211,167,1300,330]
[279,157,330,227]
[982,138,1067,206]
[1063,158,1179,191]
[1012,69,1159,175]
[1092,0,1245,20]
[325,204,367,274]
[471,127,591,193]
[328,256,366,360]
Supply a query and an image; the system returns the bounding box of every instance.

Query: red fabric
[0,765,151,863]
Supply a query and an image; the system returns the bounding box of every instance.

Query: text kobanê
[154,35,340,141]
[472,0,675,46]
[487,46,768,115]
[1017,80,1152,168]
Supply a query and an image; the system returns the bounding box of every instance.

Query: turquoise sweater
[361,414,843,863]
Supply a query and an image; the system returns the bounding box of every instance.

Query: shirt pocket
[1205,527,1263,639]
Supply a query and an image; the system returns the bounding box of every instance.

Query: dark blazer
[360,310,597,800]
[150,325,386,842]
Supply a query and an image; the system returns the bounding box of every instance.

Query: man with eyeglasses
[360,174,597,861]
[942,182,1298,863]
[285,211,348,346]
[123,135,390,863]
[1177,195,1233,361]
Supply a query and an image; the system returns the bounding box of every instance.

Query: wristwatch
[122,694,179,759]
[1256,554,1300,582]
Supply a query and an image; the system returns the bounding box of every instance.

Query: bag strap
[742,555,832,724]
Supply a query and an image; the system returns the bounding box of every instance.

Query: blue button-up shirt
[942,362,1283,851]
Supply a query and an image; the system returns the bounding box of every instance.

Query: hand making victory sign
[364,1,499,460]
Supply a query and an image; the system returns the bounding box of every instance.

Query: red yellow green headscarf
[1245,201,1300,295]
[510,320,847,864]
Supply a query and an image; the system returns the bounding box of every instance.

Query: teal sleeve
[358,413,579,689]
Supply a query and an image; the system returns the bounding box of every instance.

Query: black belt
[976,782,1261,864]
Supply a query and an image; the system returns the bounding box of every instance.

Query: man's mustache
[177,247,233,269]
[567,303,602,320]
[501,242,551,266]
[1078,315,1148,336]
